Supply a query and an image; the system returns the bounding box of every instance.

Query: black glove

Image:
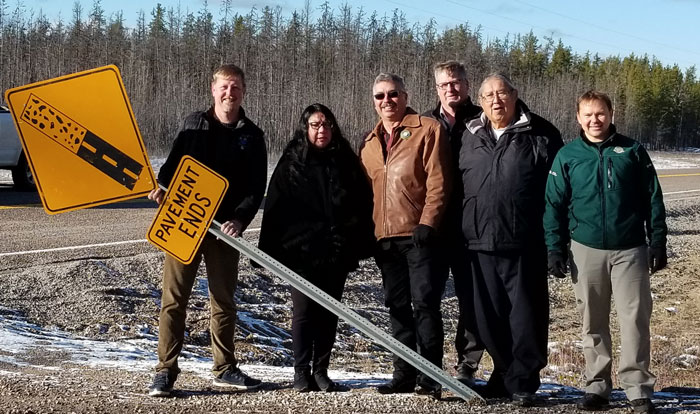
[412,224,436,248]
[648,246,667,274]
[547,251,568,278]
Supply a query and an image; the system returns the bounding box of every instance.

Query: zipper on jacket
[597,150,607,248]
[383,164,388,237]
[607,158,613,189]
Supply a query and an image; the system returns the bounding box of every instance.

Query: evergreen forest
[1,0,699,155]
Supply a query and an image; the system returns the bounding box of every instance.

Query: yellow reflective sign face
[4,65,156,214]
[147,156,229,264]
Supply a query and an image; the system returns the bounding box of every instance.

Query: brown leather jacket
[359,108,451,240]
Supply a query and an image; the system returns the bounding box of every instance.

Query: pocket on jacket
[400,189,422,216]
[462,195,478,240]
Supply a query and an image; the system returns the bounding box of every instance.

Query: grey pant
[156,235,240,377]
[570,240,655,400]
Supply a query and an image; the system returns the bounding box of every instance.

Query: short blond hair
[212,64,246,86]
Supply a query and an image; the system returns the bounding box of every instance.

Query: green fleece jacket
[544,126,667,253]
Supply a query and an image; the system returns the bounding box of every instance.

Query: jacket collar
[579,124,618,147]
[366,107,420,141]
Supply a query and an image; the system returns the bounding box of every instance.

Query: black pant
[291,266,347,371]
[446,243,484,373]
[469,248,549,394]
[375,238,448,386]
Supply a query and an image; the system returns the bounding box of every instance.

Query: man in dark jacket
[459,73,563,406]
[422,60,483,385]
[147,64,267,397]
[544,90,666,414]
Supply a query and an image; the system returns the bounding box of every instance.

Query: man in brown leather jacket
[359,73,451,399]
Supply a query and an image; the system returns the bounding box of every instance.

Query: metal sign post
[208,220,483,403]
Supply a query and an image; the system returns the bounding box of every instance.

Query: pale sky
[17,0,700,72]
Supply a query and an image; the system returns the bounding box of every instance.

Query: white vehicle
[0,105,35,190]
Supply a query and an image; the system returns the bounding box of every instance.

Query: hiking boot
[213,368,262,390]
[577,393,609,411]
[148,370,176,397]
[511,391,537,407]
[313,369,336,392]
[293,367,316,393]
[377,377,416,394]
[631,398,656,414]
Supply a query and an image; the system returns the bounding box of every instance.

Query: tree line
[1,0,699,156]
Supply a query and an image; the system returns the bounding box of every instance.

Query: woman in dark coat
[258,103,375,392]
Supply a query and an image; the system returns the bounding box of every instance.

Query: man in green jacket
[544,90,667,414]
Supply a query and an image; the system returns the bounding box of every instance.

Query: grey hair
[433,60,467,80]
[478,72,517,97]
[373,73,407,93]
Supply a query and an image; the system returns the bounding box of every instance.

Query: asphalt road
[1,168,699,258]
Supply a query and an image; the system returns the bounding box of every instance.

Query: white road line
[664,189,700,195]
[0,227,261,258]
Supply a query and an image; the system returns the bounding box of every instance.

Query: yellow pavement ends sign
[147,156,229,264]
[3,65,155,214]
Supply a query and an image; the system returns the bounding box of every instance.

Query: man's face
[577,99,613,142]
[372,81,408,122]
[479,78,517,128]
[435,70,469,110]
[211,75,245,115]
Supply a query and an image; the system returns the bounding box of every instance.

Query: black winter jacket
[423,99,481,238]
[158,107,267,227]
[459,101,563,251]
[259,135,375,273]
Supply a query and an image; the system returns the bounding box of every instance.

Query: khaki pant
[570,240,655,400]
[156,235,240,377]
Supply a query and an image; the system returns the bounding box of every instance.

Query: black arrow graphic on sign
[21,93,144,190]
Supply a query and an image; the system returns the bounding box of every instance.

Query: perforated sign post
[147,156,228,264]
[3,65,155,214]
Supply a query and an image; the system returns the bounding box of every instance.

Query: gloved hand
[648,246,667,274]
[547,251,568,278]
[412,224,436,248]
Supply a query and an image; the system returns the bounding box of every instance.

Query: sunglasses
[373,90,401,100]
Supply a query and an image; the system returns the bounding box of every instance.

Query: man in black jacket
[147,64,267,397]
[459,73,563,406]
[422,61,483,385]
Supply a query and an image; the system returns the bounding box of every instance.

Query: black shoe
[455,364,477,387]
[473,382,510,399]
[577,393,609,411]
[511,391,537,407]
[631,398,656,414]
[293,368,316,393]
[377,377,416,394]
[313,369,336,392]
[148,370,176,397]
[415,384,442,400]
[213,368,262,390]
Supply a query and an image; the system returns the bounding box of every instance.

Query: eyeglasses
[480,90,512,103]
[373,90,401,100]
[436,79,464,91]
[308,121,333,130]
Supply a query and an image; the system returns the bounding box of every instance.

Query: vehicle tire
[11,152,36,191]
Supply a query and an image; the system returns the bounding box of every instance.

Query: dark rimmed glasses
[308,120,333,130]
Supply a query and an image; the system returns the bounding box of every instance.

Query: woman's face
[307,112,333,149]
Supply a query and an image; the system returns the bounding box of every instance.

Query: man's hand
[648,246,667,274]
[412,224,436,248]
[148,188,165,205]
[548,251,568,278]
[221,220,244,237]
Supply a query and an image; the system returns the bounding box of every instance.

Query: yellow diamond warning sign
[147,156,228,264]
[4,65,155,213]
